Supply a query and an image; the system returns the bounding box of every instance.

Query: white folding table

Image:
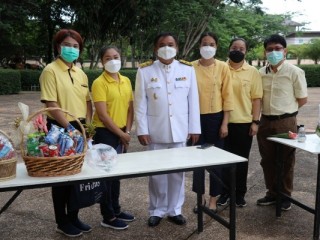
[0,146,247,240]
[268,134,320,240]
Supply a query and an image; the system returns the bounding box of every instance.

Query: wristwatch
[252,120,261,125]
[126,131,131,135]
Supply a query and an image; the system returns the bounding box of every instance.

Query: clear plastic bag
[85,143,117,172]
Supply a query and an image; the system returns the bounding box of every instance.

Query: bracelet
[126,131,131,135]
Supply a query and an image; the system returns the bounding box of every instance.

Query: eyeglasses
[265,47,284,52]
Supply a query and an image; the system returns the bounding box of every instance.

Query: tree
[25,0,75,63]
[304,39,320,64]
[204,2,289,61]
[0,0,74,65]
[0,1,30,67]
[0,0,306,69]
[287,44,308,65]
[162,0,222,58]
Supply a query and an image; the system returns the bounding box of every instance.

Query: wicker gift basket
[20,107,87,177]
[0,130,17,181]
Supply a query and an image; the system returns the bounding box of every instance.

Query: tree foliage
[304,39,320,64]
[0,0,307,68]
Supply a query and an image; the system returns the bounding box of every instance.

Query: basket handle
[20,107,87,156]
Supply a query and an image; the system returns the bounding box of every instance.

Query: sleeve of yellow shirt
[221,64,234,111]
[39,68,58,102]
[250,68,263,100]
[92,77,107,103]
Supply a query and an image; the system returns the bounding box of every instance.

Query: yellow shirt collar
[102,71,124,84]
[56,57,76,72]
[227,60,250,71]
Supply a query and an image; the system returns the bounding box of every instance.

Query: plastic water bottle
[298,125,306,143]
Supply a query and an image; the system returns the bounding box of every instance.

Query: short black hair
[229,37,248,50]
[263,34,287,49]
[199,32,218,45]
[153,32,178,47]
[99,46,121,61]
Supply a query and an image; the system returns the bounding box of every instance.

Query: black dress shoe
[168,215,186,225]
[148,216,162,227]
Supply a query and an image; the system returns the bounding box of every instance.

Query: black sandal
[193,200,206,214]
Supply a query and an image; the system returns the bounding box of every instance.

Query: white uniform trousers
[148,142,185,217]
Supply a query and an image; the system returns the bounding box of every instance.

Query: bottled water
[298,125,306,143]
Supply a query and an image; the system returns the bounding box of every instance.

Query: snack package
[45,124,63,145]
[0,134,15,160]
[85,143,117,172]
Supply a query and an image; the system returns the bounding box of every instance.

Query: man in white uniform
[134,32,201,227]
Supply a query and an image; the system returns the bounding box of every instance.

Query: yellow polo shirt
[40,58,90,121]
[92,71,133,128]
[192,59,234,114]
[228,60,263,123]
[259,61,308,115]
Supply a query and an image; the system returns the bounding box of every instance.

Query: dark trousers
[93,127,122,221]
[52,187,79,225]
[192,112,224,197]
[47,118,85,225]
[257,116,297,196]
[223,123,253,198]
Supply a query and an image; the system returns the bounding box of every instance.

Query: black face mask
[228,50,245,63]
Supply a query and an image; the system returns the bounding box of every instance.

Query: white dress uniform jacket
[135,60,201,143]
[135,59,201,217]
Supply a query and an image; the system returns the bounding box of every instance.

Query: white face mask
[157,46,177,60]
[200,46,216,59]
[104,59,121,73]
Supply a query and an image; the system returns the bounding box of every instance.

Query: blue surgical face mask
[60,46,79,63]
[266,51,284,66]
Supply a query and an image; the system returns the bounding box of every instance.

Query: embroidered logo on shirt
[151,77,158,82]
[175,77,187,81]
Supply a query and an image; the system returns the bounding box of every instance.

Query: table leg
[229,164,236,240]
[0,190,23,215]
[313,154,320,239]
[276,144,283,217]
[197,191,204,233]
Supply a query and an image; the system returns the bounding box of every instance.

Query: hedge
[20,70,42,91]
[1,64,320,95]
[84,69,137,90]
[0,69,21,95]
[299,65,320,87]
[0,68,138,93]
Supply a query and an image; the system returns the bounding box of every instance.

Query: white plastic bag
[85,143,117,172]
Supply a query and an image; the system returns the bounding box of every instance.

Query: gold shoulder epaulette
[139,60,153,68]
[179,59,192,66]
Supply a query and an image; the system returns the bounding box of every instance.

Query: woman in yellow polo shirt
[191,32,234,213]
[91,46,134,230]
[218,38,262,207]
[40,29,93,237]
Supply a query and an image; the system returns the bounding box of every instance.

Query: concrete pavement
[0,88,320,239]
